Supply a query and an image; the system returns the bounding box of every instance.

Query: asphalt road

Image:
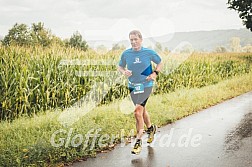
[72,91,252,167]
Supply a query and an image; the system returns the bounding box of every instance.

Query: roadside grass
[147,72,252,125]
[0,72,252,166]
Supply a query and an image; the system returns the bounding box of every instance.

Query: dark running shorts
[129,87,153,107]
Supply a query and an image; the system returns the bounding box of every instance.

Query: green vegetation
[227,0,252,31]
[1,22,88,51]
[0,46,251,121]
[0,72,252,166]
[65,31,88,51]
[156,53,251,93]
[0,46,252,166]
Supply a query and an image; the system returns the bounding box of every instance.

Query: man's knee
[134,105,144,117]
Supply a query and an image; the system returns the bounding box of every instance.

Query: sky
[0,0,244,42]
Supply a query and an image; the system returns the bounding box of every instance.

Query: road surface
[72,91,252,167]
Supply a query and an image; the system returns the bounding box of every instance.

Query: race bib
[133,83,144,94]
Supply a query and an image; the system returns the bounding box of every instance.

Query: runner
[118,30,162,154]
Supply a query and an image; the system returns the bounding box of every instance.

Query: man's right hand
[123,70,132,77]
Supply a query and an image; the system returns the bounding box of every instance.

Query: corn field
[0,46,251,121]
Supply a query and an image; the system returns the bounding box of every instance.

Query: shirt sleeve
[118,52,126,68]
[151,50,162,64]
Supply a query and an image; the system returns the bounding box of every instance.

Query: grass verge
[1,72,252,166]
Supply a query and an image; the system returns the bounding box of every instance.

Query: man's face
[129,34,142,51]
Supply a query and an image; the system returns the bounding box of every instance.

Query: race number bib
[133,83,144,94]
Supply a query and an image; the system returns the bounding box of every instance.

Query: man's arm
[146,62,162,81]
[118,66,132,77]
[154,62,162,73]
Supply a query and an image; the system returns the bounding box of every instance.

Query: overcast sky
[0,0,244,41]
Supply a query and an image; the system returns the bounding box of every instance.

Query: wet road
[72,91,252,167]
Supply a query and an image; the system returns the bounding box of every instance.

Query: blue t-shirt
[119,47,161,88]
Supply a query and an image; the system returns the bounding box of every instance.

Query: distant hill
[156,28,252,51]
[88,28,252,52]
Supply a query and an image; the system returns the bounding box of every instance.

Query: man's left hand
[146,72,157,81]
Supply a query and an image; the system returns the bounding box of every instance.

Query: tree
[112,43,120,50]
[2,23,31,46]
[1,22,60,47]
[230,37,241,52]
[66,31,88,51]
[242,44,252,52]
[31,22,52,47]
[51,35,64,47]
[227,0,252,31]
[215,46,227,53]
[111,43,126,51]
[154,42,162,52]
[164,47,170,53]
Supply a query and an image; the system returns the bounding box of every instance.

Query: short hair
[129,30,142,39]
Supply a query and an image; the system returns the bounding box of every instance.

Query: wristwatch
[153,70,159,75]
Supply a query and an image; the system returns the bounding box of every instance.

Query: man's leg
[134,104,145,139]
[131,104,144,154]
[131,87,153,154]
[143,107,151,128]
[143,108,157,144]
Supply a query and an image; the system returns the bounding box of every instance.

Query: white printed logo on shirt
[133,57,141,64]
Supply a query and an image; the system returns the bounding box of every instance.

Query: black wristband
[154,70,159,75]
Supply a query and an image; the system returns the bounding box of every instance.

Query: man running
[118,30,162,154]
